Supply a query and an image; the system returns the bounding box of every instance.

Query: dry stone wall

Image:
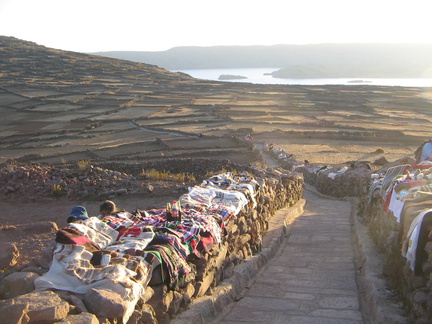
[0,159,246,202]
[360,180,432,323]
[301,155,432,324]
[265,145,372,198]
[0,165,303,324]
[298,165,372,197]
[268,143,430,322]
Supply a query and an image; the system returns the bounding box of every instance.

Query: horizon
[89,42,432,54]
[1,0,431,53]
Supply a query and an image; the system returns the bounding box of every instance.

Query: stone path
[216,187,365,324]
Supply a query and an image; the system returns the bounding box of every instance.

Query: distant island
[347,80,372,84]
[218,74,247,80]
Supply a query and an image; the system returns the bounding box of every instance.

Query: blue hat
[68,206,89,222]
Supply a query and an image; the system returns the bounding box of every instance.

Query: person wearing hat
[67,206,89,223]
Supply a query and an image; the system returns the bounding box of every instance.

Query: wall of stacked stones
[297,165,372,198]
[267,144,432,322]
[299,159,432,323]
[0,166,304,324]
[0,158,254,200]
[147,169,304,323]
[265,146,370,198]
[360,193,432,323]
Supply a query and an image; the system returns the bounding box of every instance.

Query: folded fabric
[69,218,118,249]
[186,186,217,207]
[56,227,100,252]
[34,243,148,323]
[104,233,155,254]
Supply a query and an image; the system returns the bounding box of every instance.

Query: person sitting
[98,200,118,219]
[414,139,432,163]
[67,206,89,223]
[420,142,432,162]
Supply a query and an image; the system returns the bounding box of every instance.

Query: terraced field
[2,36,432,166]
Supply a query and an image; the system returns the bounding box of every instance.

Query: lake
[174,68,432,87]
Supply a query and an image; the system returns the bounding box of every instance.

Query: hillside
[93,43,432,78]
[1,36,432,168]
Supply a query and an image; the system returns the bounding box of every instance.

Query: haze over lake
[175,68,432,87]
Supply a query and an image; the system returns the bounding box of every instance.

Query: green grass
[140,168,196,182]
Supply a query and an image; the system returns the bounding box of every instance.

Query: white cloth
[69,217,118,249]
[187,186,217,206]
[104,232,155,253]
[328,167,348,180]
[402,209,432,271]
[208,187,248,215]
[388,188,405,223]
[34,243,146,323]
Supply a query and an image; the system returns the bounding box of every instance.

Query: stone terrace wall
[265,145,372,198]
[299,165,372,198]
[0,159,252,201]
[0,166,304,324]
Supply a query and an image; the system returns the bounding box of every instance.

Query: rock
[19,264,47,275]
[83,288,127,319]
[0,302,30,324]
[21,221,58,234]
[156,311,171,324]
[0,242,19,270]
[425,241,432,255]
[168,291,183,315]
[126,309,142,324]
[237,217,248,234]
[115,188,128,195]
[2,272,39,298]
[184,282,195,302]
[12,290,70,322]
[142,286,154,303]
[33,242,55,269]
[96,317,110,324]
[413,288,430,305]
[147,284,172,313]
[223,261,235,279]
[373,156,389,165]
[55,291,88,314]
[58,312,99,324]
[194,271,215,298]
[141,304,157,324]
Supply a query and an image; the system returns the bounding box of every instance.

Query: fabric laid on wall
[402,209,432,272]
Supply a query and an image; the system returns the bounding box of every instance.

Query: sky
[0,0,431,53]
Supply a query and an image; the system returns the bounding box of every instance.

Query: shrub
[77,160,90,170]
[52,184,63,197]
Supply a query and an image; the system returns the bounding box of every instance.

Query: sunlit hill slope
[1,36,432,166]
